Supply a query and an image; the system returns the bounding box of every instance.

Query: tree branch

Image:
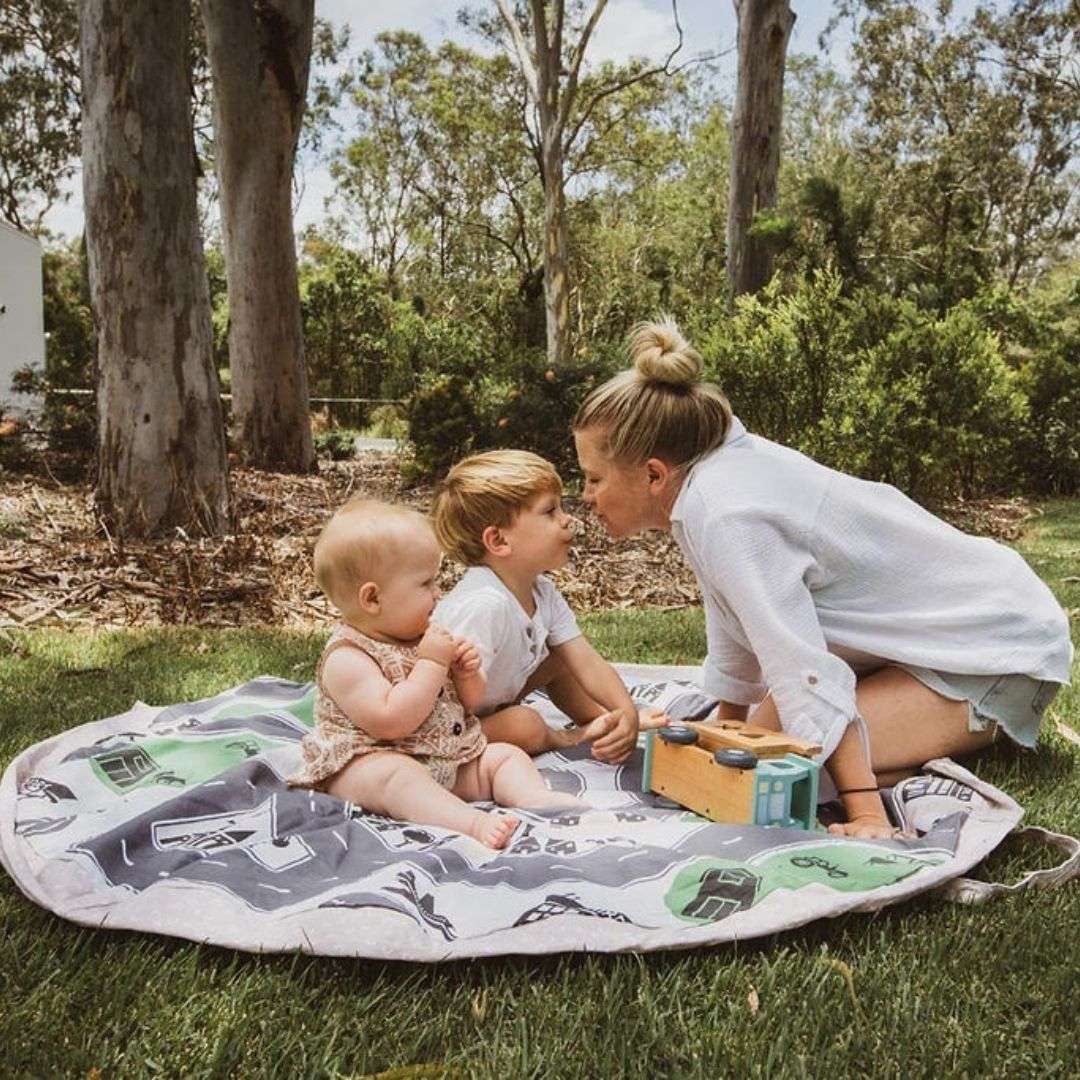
[494,0,539,102]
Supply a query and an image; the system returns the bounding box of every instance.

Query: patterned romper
[287,622,487,791]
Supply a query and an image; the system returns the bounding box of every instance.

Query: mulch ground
[0,449,1036,631]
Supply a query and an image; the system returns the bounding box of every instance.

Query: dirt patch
[0,450,1035,630]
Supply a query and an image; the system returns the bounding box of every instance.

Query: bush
[404,375,483,480]
[1014,335,1080,495]
[364,403,408,440]
[485,350,617,478]
[696,270,1027,505]
[313,428,359,461]
[828,300,1027,502]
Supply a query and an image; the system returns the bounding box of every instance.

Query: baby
[433,450,666,763]
[287,497,581,849]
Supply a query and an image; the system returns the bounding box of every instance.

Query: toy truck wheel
[714,748,758,769]
[658,725,699,745]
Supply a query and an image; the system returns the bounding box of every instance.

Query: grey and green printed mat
[0,668,1030,961]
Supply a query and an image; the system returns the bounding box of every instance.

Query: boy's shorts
[898,666,1061,749]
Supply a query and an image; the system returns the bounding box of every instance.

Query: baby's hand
[416,623,456,668]
[452,638,482,676]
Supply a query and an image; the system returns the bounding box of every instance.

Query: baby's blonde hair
[314,498,431,616]
[573,317,732,468]
[433,450,562,565]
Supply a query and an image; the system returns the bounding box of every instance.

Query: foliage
[404,374,483,480]
[698,270,1028,504]
[0,0,79,229]
[1013,331,1080,496]
[313,427,359,461]
[486,350,616,478]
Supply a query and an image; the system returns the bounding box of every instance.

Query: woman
[573,319,1072,839]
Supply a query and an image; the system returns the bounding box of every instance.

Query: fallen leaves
[0,451,1037,631]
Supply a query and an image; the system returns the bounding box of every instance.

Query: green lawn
[1,503,1078,1078]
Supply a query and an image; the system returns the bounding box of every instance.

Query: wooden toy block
[641,723,822,829]
[688,719,822,759]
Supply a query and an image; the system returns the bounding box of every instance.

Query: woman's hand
[827,814,911,841]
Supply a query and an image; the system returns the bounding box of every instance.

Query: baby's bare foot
[468,811,519,849]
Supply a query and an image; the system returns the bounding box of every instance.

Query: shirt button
[807,674,819,686]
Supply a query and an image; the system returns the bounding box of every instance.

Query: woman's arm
[322,628,455,741]
[825,723,892,837]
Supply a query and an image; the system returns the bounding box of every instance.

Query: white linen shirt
[670,417,1074,761]
[433,566,583,715]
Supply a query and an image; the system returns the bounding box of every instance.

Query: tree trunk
[80,0,231,537]
[540,117,572,369]
[726,0,795,299]
[201,0,315,472]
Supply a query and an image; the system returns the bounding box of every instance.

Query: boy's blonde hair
[433,450,562,565]
[314,498,431,616]
[573,317,732,469]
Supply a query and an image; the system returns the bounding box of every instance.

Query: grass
[1,503,1078,1078]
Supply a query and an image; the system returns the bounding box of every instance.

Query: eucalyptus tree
[79,0,230,535]
[726,0,795,298]
[830,0,1079,304]
[0,0,79,230]
[200,0,316,472]
[489,0,693,367]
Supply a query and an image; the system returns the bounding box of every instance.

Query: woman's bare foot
[468,811,520,849]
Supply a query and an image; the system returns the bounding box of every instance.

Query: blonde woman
[573,319,1072,839]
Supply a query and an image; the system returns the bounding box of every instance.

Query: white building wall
[0,220,46,419]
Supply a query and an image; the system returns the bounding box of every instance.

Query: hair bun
[627,317,702,389]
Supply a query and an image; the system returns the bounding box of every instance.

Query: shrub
[696,271,1027,504]
[1014,335,1080,495]
[404,375,483,480]
[364,403,408,440]
[313,427,360,461]
[828,300,1027,502]
[485,350,617,478]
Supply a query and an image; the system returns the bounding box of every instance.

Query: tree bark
[726,0,795,298]
[495,0,610,368]
[201,0,315,472]
[80,0,231,537]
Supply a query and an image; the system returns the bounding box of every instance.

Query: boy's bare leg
[481,703,614,755]
[454,743,586,811]
[326,750,518,849]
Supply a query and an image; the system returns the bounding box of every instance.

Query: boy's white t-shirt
[433,566,582,715]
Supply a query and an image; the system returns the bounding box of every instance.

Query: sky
[36,1,869,240]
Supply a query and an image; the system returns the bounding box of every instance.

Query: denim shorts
[899,666,1061,748]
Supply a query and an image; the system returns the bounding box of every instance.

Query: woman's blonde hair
[433,450,561,565]
[573,317,732,468]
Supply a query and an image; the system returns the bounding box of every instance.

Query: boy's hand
[590,706,639,764]
[451,638,482,677]
[416,623,456,668]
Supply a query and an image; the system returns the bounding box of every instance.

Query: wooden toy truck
[641,720,823,829]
